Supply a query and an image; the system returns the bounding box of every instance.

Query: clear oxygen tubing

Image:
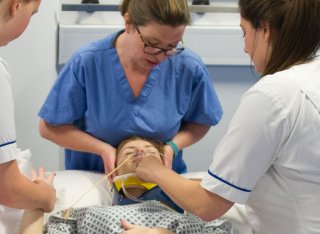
[118,173,146,203]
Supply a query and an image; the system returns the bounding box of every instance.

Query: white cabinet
[58,2,249,66]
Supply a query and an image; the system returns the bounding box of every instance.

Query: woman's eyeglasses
[136,27,184,56]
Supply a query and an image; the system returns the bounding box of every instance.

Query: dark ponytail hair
[239,0,320,76]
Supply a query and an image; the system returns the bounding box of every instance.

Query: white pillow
[44,170,113,223]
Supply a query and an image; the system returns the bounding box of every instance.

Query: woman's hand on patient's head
[100,144,117,181]
[163,145,174,169]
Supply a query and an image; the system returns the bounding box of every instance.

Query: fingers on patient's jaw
[163,156,169,167]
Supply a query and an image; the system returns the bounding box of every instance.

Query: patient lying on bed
[20,136,232,234]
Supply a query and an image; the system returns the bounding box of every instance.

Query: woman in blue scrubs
[38,0,222,176]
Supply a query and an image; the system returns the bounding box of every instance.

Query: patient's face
[116,139,163,175]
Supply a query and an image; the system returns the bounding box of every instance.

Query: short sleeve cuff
[0,142,17,163]
[200,170,251,204]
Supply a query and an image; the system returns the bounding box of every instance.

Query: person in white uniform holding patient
[0,0,55,213]
[121,0,320,233]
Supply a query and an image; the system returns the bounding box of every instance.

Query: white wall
[184,66,257,171]
[0,0,256,172]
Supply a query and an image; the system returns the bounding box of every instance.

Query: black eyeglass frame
[136,27,185,56]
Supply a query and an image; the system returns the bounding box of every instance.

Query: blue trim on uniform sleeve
[208,170,252,192]
[0,140,16,148]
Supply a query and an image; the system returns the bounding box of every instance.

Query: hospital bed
[0,151,253,234]
[51,170,253,232]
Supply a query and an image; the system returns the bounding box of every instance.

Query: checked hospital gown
[45,201,232,234]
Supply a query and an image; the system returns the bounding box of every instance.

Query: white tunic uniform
[0,57,17,163]
[0,58,24,234]
[201,52,320,234]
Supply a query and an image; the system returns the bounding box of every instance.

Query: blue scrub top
[39,30,222,174]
